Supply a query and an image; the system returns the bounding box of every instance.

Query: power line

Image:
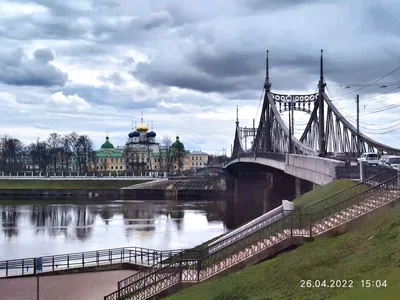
[326,80,400,88]
[332,65,400,97]
[329,86,400,103]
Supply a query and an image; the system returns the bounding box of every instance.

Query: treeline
[0,132,94,173]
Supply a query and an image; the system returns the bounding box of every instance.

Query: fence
[104,170,400,300]
[0,246,184,278]
[0,171,167,178]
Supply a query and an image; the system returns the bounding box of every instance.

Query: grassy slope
[167,206,400,300]
[293,179,356,210]
[0,180,149,189]
[179,180,356,260]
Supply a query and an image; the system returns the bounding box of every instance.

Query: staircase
[104,171,400,300]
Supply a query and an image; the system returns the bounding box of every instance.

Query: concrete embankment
[0,178,227,201]
[0,189,121,199]
[122,177,227,200]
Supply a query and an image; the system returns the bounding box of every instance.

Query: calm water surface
[0,199,228,260]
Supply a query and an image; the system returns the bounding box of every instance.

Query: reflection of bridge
[224,50,400,210]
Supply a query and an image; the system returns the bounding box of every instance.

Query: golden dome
[136,123,148,132]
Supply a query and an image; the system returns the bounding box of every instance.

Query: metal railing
[0,246,184,278]
[104,171,400,300]
[300,170,399,215]
[236,152,286,162]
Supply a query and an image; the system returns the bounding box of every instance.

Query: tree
[68,133,94,173]
[28,139,50,173]
[47,133,61,171]
[161,136,173,172]
[124,146,144,174]
[60,135,73,172]
[0,136,24,173]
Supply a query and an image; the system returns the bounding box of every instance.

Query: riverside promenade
[0,270,137,300]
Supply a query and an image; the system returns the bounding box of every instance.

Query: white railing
[208,200,294,254]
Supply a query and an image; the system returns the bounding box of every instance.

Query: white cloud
[46,92,91,110]
[0,0,399,155]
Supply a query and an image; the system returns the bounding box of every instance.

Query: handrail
[105,171,400,300]
[0,246,185,278]
[309,173,400,224]
[301,170,398,214]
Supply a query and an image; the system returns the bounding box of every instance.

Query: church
[92,113,209,173]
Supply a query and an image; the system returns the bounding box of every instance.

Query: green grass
[167,204,400,300]
[293,180,357,210]
[0,179,149,189]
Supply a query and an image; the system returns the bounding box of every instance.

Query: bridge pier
[295,178,314,197]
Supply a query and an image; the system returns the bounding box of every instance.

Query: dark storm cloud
[59,84,157,110]
[140,11,173,30]
[0,49,68,87]
[98,73,126,85]
[134,61,262,93]
[238,0,338,11]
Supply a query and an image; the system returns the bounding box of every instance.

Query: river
[0,199,228,261]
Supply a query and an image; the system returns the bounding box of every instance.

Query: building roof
[189,151,208,155]
[95,149,123,158]
[101,136,114,149]
[171,136,184,151]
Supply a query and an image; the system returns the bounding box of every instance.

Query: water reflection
[0,200,227,260]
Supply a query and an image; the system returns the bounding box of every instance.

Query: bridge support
[295,178,314,197]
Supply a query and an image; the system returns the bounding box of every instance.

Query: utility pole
[288,99,292,153]
[356,94,360,157]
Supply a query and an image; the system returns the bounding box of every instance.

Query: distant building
[125,114,160,173]
[92,136,125,171]
[91,113,210,174]
[186,151,208,169]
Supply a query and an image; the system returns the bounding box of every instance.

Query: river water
[0,199,228,261]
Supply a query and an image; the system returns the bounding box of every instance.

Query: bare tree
[0,136,24,173]
[68,133,94,173]
[28,139,50,173]
[124,146,144,174]
[60,135,73,171]
[161,136,173,172]
[47,133,61,171]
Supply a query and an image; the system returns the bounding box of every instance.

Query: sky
[1,0,400,154]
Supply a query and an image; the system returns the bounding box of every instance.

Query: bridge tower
[264,50,272,153]
[318,50,327,156]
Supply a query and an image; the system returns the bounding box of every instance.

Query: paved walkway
[0,270,137,300]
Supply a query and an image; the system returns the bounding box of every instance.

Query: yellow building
[186,151,208,169]
[92,136,125,172]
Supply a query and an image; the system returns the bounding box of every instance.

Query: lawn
[293,179,357,210]
[0,179,149,189]
[166,204,400,300]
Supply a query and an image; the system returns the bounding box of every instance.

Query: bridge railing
[230,152,286,162]
[0,246,185,278]
[335,165,396,180]
[104,171,400,300]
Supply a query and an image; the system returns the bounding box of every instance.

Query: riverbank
[0,179,149,189]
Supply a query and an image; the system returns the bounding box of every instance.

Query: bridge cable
[255,87,265,124]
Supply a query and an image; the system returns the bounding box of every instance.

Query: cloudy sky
[1,0,400,154]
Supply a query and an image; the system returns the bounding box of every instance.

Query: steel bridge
[231,50,400,160]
